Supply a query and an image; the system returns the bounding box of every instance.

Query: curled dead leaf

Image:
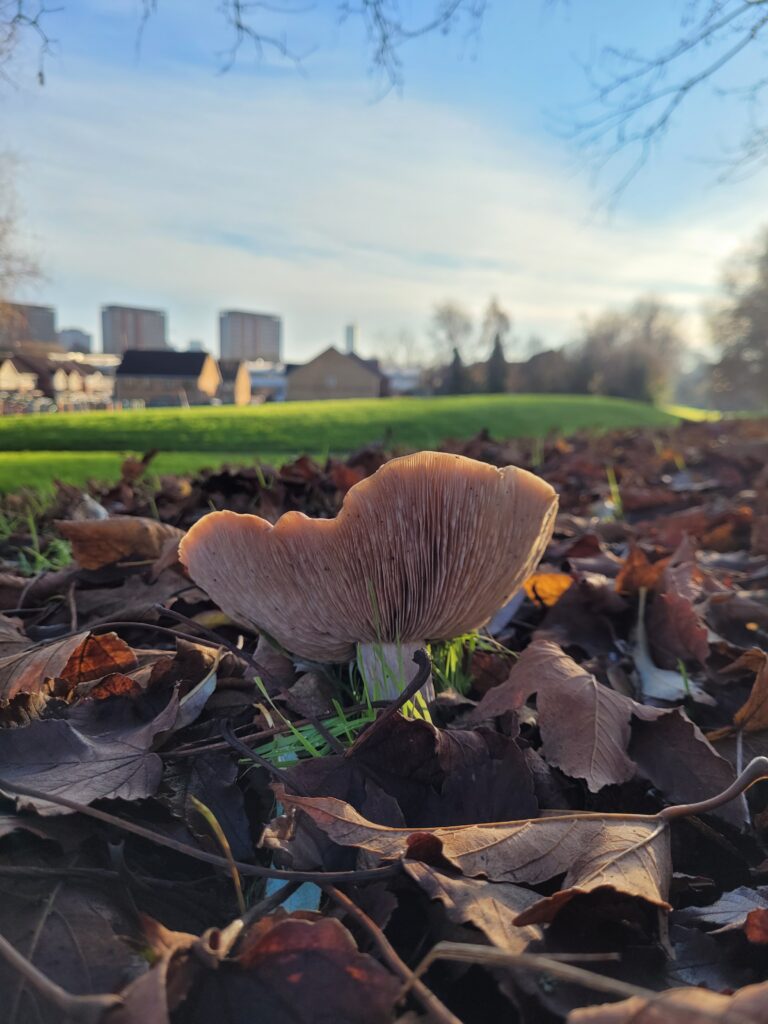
[266,788,672,925]
[56,516,184,570]
[568,978,768,1023]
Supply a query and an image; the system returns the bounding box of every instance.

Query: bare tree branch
[570,1,768,200]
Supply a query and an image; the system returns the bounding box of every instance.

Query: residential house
[0,353,41,396]
[218,360,252,406]
[0,353,112,409]
[115,350,221,406]
[286,347,385,402]
[248,360,287,402]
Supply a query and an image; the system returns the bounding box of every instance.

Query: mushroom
[179,451,557,700]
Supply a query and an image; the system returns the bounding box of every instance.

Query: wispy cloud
[7,60,766,357]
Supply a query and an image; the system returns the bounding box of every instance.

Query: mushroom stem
[358,641,435,704]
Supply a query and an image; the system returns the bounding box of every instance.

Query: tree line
[426,228,768,410]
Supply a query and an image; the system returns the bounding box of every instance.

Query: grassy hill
[0,394,686,492]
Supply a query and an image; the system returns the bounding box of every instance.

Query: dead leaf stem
[657,755,768,821]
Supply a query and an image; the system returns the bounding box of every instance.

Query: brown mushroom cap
[179,451,558,662]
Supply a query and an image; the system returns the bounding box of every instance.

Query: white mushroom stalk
[179,452,558,702]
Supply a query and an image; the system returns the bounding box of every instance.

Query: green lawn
[0,394,687,493]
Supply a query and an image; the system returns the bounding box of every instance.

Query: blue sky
[3,0,768,360]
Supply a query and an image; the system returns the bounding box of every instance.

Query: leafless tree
[571,1,768,197]
[0,152,41,335]
[570,296,685,403]
[7,2,768,195]
[480,296,511,351]
[429,300,473,361]
[0,0,54,83]
[7,1,487,87]
[710,227,768,408]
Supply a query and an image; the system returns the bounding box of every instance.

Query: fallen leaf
[629,707,746,828]
[675,886,768,932]
[0,866,146,1024]
[0,630,137,704]
[404,861,543,952]
[267,789,672,925]
[163,752,252,861]
[708,648,768,740]
[463,640,738,821]
[523,572,574,607]
[504,639,636,793]
[56,516,184,570]
[568,978,768,1023]
[634,590,714,704]
[0,612,29,656]
[0,690,180,814]
[648,592,710,667]
[745,908,768,944]
[285,711,537,828]
[181,915,400,1024]
[615,546,668,595]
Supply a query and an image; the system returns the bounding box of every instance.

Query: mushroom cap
[179,451,558,662]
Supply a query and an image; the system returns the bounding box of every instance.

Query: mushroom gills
[357,640,434,704]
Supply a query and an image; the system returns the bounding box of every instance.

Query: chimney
[344,323,358,355]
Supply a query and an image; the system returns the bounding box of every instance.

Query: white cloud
[6,59,767,358]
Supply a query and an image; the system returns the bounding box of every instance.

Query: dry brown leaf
[464,640,736,817]
[523,572,574,607]
[709,649,768,741]
[615,546,668,596]
[56,516,185,570]
[509,640,636,792]
[745,908,768,944]
[0,630,137,703]
[404,862,543,952]
[267,788,672,925]
[0,612,30,657]
[568,978,768,1023]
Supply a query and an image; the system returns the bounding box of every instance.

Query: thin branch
[572,0,768,198]
[0,932,121,1024]
[406,941,655,1003]
[324,884,462,1024]
[0,774,399,884]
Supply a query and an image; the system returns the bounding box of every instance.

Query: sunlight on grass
[0,394,706,493]
[0,394,681,456]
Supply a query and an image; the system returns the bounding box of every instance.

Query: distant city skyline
[5,2,768,360]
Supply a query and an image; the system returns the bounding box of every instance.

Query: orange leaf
[524,573,573,607]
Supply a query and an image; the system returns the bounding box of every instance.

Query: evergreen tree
[446,347,468,395]
[486,332,507,392]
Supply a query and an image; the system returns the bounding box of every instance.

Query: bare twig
[0,774,398,884]
[406,941,654,1002]
[324,884,462,1024]
[0,931,121,1024]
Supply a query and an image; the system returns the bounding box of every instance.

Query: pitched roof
[218,359,246,382]
[116,350,210,377]
[286,347,382,379]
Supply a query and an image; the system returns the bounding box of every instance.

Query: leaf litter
[0,419,767,1021]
